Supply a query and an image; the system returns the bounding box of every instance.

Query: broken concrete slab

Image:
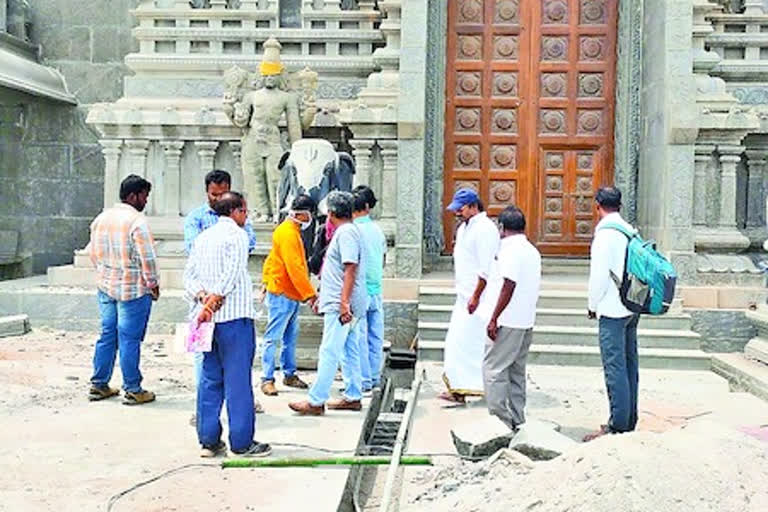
[509,419,578,461]
[450,415,517,458]
[0,314,30,338]
[745,338,768,366]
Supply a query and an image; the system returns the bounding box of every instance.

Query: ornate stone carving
[540,109,566,134]
[543,0,569,24]
[731,87,768,104]
[541,73,567,97]
[222,38,317,221]
[542,37,568,60]
[379,139,399,220]
[161,140,185,216]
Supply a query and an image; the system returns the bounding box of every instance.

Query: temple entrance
[442,0,618,255]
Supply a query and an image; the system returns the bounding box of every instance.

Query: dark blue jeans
[91,291,152,393]
[197,318,255,452]
[598,314,640,433]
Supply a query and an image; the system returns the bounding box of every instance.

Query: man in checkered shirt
[87,174,160,406]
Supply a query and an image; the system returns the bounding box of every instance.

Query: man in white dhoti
[441,188,500,403]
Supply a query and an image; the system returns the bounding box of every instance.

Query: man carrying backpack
[585,187,640,441]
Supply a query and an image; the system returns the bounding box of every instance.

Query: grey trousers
[483,327,533,430]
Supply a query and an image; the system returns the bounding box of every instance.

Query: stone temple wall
[0,1,140,273]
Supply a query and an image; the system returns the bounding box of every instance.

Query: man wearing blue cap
[441,188,500,403]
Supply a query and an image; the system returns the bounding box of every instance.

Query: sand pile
[405,420,768,512]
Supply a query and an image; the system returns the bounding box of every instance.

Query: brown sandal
[438,391,466,404]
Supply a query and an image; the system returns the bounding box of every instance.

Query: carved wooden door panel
[443,0,617,255]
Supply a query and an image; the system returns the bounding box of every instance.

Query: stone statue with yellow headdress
[223,38,317,222]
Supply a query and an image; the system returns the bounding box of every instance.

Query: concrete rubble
[450,415,517,458]
[0,314,30,338]
[508,419,578,461]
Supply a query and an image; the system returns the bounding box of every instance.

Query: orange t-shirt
[262,220,316,302]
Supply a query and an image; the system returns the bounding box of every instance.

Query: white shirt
[453,212,500,301]
[588,212,634,319]
[482,234,541,329]
[183,217,255,323]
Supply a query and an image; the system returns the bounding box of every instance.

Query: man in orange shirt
[260,195,318,396]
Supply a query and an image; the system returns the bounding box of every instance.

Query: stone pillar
[693,145,715,227]
[744,0,764,15]
[349,139,374,187]
[0,1,7,33]
[230,141,243,190]
[195,141,219,176]
[379,139,398,220]
[126,140,150,178]
[395,0,427,279]
[100,140,123,209]
[745,149,768,229]
[717,145,743,229]
[162,141,184,217]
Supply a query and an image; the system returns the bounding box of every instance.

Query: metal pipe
[378,371,423,512]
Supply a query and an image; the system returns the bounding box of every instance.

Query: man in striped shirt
[88,174,159,406]
[184,191,271,458]
[184,169,262,418]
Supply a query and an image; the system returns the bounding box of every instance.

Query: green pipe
[222,456,432,469]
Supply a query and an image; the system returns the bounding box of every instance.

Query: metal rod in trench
[378,371,424,512]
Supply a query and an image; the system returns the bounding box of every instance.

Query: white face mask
[290,210,312,230]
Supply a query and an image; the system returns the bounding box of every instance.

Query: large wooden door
[443,0,617,255]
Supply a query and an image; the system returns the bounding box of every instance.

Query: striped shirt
[183,203,257,254]
[183,217,254,323]
[88,203,159,302]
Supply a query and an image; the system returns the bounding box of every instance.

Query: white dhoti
[443,296,487,396]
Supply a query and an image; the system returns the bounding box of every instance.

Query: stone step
[419,286,589,309]
[711,353,768,402]
[745,338,768,367]
[417,304,692,330]
[417,322,701,350]
[418,341,712,371]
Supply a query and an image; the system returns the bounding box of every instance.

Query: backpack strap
[597,222,637,239]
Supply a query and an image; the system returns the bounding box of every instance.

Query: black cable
[105,446,485,510]
[105,463,219,512]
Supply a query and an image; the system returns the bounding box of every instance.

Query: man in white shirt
[184,192,271,458]
[482,207,541,431]
[442,188,500,403]
[585,187,640,441]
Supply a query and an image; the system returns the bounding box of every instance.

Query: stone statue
[223,38,318,222]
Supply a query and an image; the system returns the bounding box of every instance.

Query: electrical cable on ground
[104,447,485,511]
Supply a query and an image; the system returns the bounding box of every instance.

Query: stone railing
[690,1,768,260]
[125,0,384,99]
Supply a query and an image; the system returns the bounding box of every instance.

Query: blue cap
[447,188,479,211]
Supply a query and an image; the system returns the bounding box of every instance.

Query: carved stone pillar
[349,139,374,188]
[717,145,743,229]
[162,141,184,217]
[230,141,243,190]
[100,140,123,208]
[126,140,150,178]
[195,141,219,176]
[693,145,715,227]
[745,149,768,229]
[378,139,398,220]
